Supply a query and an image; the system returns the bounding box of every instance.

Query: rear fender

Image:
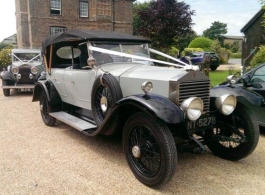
[32,80,62,105]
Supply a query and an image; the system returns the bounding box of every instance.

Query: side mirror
[242,74,251,87]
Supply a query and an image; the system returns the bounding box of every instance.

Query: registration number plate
[187,116,216,130]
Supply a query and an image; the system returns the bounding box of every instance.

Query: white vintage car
[32,30,259,187]
[0,49,45,96]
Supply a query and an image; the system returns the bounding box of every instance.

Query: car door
[70,68,96,110]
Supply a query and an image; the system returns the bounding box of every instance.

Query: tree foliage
[0,42,13,50]
[188,37,213,51]
[0,48,12,67]
[174,31,197,53]
[203,21,227,40]
[134,0,194,52]
[250,46,265,68]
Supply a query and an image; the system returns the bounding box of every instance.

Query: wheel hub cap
[100,96,108,112]
[132,146,141,158]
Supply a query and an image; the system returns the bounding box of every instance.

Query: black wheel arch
[0,71,16,85]
[32,80,62,106]
[97,94,184,136]
[210,85,265,109]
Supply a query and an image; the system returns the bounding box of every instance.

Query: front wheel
[205,104,259,161]
[40,92,56,126]
[2,81,10,96]
[3,89,10,96]
[123,112,177,186]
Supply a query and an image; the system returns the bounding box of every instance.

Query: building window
[80,1,89,17]
[50,0,61,15]
[97,0,111,16]
[50,27,67,35]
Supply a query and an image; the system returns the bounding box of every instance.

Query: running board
[49,111,97,132]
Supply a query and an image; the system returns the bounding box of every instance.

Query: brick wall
[15,0,134,48]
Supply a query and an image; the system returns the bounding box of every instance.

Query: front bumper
[2,85,35,89]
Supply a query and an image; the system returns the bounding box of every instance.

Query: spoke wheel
[123,112,177,186]
[205,104,259,161]
[40,92,56,126]
[91,74,122,126]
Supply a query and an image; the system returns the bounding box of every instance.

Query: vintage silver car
[32,30,259,187]
[0,48,45,96]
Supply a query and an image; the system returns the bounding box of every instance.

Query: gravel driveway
[0,89,265,195]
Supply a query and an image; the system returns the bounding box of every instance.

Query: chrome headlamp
[31,66,38,74]
[181,97,203,121]
[215,94,237,115]
[141,81,153,94]
[11,66,19,74]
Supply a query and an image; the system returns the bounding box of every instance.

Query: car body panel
[1,49,45,94]
[217,62,265,127]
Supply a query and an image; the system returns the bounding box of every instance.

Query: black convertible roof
[42,30,150,50]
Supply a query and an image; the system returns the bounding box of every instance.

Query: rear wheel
[205,104,259,161]
[40,91,56,126]
[123,112,177,186]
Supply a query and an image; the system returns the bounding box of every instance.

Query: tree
[175,31,197,54]
[0,48,12,68]
[203,21,227,40]
[134,0,195,52]
[133,2,150,35]
[0,42,13,51]
[188,37,213,51]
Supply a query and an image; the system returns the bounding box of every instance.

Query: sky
[136,0,262,36]
[0,0,262,42]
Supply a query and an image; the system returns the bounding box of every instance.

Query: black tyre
[40,91,56,126]
[210,66,218,71]
[3,89,10,96]
[123,112,177,186]
[205,104,259,161]
[2,81,10,96]
[91,74,122,126]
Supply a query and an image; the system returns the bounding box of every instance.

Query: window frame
[79,1,89,18]
[50,26,67,35]
[50,0,62,15]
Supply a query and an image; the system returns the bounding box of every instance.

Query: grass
[209,69,240,87]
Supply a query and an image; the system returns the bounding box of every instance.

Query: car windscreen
[91,43,150,64]
[13,53,42,62]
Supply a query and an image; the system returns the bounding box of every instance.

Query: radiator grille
[17,66,34,84]
[178,80,210,113]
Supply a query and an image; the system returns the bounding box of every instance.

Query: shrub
[181,48,204,56]
[188,37,213,51]
[0,48,12,68]
[218,48,230,64]
[230,52,242,58]
[168,46,179,57]
[250,46,265,68]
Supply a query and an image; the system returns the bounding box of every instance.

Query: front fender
[210,85,265,107]
[0,71,16,84]
[96,94,184,136]
[117,94,184,124]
